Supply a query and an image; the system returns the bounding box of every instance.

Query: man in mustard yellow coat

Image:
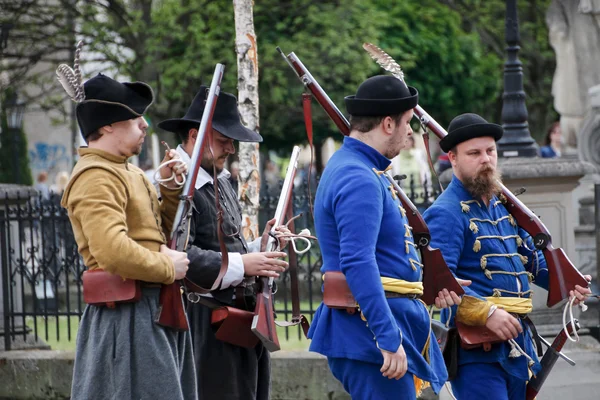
[57,51,197,398]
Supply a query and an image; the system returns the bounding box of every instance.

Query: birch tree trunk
[233,0,261,241]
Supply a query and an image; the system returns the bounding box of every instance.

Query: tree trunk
[233,0,261,241]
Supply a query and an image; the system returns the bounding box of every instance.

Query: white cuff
[487,304,498,318]
[247,237,262,253]
[219,252,245,289]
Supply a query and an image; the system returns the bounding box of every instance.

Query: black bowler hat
[439,113,504,153]
[344,75,418,117]
[75,74,154,138]
[158,87,263,142]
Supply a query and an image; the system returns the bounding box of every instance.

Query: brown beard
[463,165,502,200]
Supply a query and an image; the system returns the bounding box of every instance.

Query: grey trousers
[71,287,198,400]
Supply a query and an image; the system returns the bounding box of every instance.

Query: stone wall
[0,350,350,400]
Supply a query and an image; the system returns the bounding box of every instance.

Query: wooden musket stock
[155,64,225,331]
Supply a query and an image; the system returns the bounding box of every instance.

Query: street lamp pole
[497,0,538,158]
[5,93,25,185]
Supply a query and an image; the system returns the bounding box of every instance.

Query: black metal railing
[0,174,440,350]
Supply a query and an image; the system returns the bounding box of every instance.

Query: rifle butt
[155,282,189,331]
[545,246,588,307]
[251,279,280,352]
[421,247,464,305]
[525,385,539,400]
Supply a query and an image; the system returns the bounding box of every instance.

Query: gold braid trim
[456,295,493,326]
[481,253,528,269]
[388,184,397,200]
[472,235,522,253]
[460,200,481,213]
[469,215,513,235]
[409,259,423,271]
[398,205,406,217]
[493,200,502,207]
[405,240,417,254]
[499,194,507,204]
[490,288,534,298]
[404,224,413,238]
[371,166,392,176]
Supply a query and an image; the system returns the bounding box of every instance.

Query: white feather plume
[56,40,85,102]
[362,42,407,86]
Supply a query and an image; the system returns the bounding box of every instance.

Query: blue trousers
[328,357,416,400]
[451,362,526,400]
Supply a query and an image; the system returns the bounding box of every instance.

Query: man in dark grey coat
[158,88,289,400]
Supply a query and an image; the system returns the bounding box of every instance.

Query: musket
[251,145,302,351]
[361,42,589,308]
[525,320,580,400]
[278,48,464,305]
[155,63,225,330]
[407,82,587,308]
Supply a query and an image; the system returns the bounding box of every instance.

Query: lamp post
[5,93,25,184]
[497,0,538,158]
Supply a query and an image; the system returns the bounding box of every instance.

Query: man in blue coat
[308,75,455,399]
[423,113,591,400]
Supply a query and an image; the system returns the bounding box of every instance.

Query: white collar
[176,144,230,190]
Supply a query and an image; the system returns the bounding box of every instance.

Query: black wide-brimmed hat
[75,74,154,138]
[344,75,418,117]
[158,87,262,142]
[439,113,504,152]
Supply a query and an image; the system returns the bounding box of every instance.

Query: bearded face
[450,136,502,201]
[461,163,502,200]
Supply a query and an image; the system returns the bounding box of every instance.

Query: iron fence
[0,175,440,350]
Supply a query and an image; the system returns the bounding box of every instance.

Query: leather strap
[184,129,229,294]
[274,200,310,337]
[522,315,543,357]
[302,93,315,220]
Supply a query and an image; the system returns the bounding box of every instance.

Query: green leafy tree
[438,0,557,141]
[370,0,501,130]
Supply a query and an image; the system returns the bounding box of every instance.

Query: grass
[23,300,319,352]
[26,316,80,351]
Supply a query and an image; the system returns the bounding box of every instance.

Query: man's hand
[434,278,472,308]
[485,308,522,340]
[241,251,288,278]
[260,218,292,251]
[380,345,408,380]
[160,244,189,280]
[570,275,592,305]
[159,149,187,189]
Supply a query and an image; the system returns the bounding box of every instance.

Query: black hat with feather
[55,41,154,139]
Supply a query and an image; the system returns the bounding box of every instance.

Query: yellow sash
[380,277,424,295]
[485,296,533,315]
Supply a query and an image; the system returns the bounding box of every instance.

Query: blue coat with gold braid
[308,137,447,394]
[423,175,549,382]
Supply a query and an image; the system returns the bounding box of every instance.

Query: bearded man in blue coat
[423,113,591,400]
[308,75,458,399]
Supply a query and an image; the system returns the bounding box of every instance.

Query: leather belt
[385,291,421,299]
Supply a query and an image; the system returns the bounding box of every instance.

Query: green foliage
[370,0,502,129]
[7,0,558,150]
[437,0,557,141]
[0,92,33,186]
